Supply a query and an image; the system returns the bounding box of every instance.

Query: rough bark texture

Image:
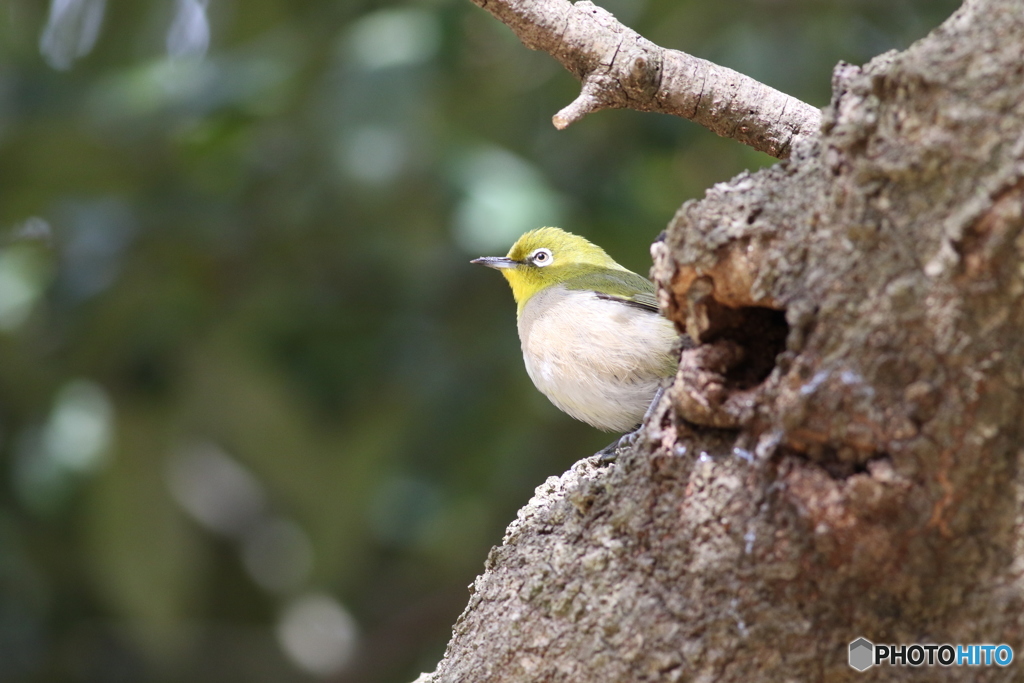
[470,0,820,159]
[422,0,1024,679]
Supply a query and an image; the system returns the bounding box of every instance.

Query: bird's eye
[531,248,553,266]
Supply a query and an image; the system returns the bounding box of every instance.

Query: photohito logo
[849,638,874,672]
[849,638,1014,670]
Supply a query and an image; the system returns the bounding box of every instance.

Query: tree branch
[471,0,822,158]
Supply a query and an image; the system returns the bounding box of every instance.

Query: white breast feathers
[517,286,678,432]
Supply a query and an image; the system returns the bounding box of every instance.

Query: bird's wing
[593,290,660,313]
[562,268,662,314]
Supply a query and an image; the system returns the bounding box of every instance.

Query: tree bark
[421,0,1024,679]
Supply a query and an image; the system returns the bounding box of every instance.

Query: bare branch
[470,0,822,158]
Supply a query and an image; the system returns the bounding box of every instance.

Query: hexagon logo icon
[849,638,874,671]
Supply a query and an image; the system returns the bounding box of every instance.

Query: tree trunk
[420,0,1024,679]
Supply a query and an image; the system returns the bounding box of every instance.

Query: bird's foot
[597,429,639,464]
[597,387,666,464]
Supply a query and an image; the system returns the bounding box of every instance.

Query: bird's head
[472,227,627,311]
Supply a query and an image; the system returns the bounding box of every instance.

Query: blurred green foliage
[0,0,959,680]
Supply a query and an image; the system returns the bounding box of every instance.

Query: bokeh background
[0,0,959,681]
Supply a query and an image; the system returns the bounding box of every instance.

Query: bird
[472,227,686,434]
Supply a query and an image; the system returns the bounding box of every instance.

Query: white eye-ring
[530,248,553,266]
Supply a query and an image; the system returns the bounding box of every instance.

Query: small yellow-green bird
[472,227,685,433]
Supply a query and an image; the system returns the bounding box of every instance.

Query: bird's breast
[517,286,678,432]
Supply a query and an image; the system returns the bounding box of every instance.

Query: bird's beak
[470,256,519,269]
